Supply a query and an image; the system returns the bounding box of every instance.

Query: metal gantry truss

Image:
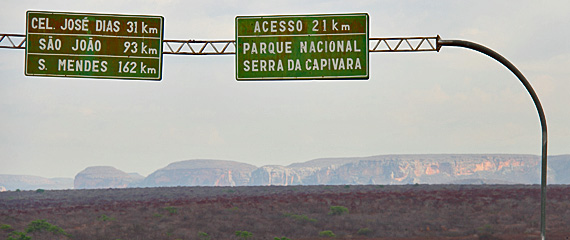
[370,37,438,52]
[164,39,235,55]
[0,33,25,49]
[1,33,439,54]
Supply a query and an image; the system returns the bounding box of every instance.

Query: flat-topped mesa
[74,166,139,189]
[141,159,257,187]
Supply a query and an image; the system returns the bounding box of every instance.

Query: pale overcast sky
[1,1,569,178]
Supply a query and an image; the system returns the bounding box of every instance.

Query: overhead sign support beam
[1,33,439,54]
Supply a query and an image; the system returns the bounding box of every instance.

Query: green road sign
[235,13,369,80]
[25,11,163,80]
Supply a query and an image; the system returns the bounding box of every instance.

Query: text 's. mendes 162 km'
[25,11,164,80]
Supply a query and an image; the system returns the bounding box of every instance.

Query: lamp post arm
[437,38,548,240]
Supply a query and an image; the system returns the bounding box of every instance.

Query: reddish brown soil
[1,185,568,239]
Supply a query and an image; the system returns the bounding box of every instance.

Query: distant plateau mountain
[1,154,569,191]
[0,174,73,191]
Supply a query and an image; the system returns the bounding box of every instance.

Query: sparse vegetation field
[1,185,569,239]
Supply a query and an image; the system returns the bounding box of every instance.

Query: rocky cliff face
[304,154,541,185]
[74,166,139,189]
[249,154,547,185]
[250,165,304,186]
[140,159,257,187]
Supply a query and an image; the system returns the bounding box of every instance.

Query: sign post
[25,11,163,80]
[236,13,368,80]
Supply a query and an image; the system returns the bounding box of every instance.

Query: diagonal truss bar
[164,39,236,55]
[370,37,437,52]
[0,33,26,49]
[1,33,439,54]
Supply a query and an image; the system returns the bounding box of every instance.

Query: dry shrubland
[1,185,569,239]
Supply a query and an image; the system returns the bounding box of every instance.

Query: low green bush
[235,230,253,240]
[1,224,13,231]
[4,219,69,240]
[26,219,70,237]
[328,206,348,216]
[357,227,372,235]
[198,231,211,240]
[97,214,116,222]
[283,213,317,223]
[7,231,31,240]
[163,206,178,214]
[319,230,335,237]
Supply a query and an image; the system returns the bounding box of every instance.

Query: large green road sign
[25,11,163,80]
[236,13,369,80]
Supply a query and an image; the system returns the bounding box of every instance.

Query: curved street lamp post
[437,37,548,240]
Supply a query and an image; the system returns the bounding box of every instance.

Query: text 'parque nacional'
[235,13,369,80]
